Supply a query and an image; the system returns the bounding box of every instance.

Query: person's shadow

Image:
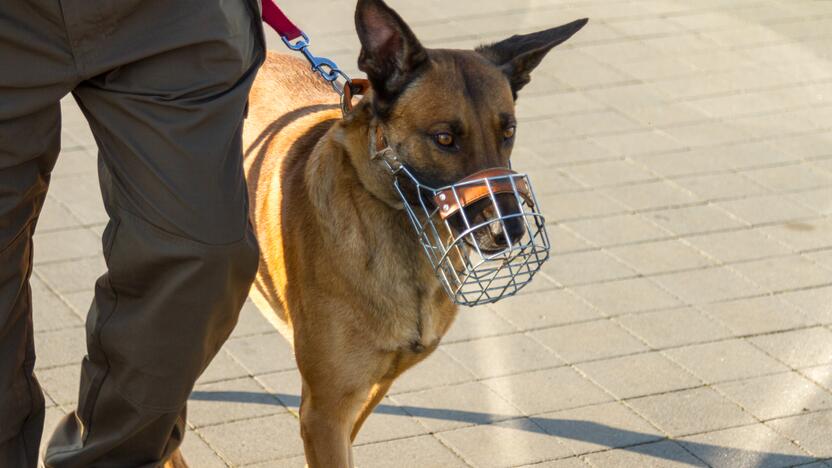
[190,390,824,467]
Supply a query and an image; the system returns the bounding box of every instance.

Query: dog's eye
[434,132,455,147]
[503,126,516,140]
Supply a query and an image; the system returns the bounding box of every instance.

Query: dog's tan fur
[244,54,458,467]
[243,2,586,465]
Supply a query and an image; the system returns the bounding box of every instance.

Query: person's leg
[0,1,79,466]
[43,1,265,466]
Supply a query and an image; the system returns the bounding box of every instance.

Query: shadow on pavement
[190,390,825,467]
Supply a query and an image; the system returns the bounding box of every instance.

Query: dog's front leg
[299,381,364,468]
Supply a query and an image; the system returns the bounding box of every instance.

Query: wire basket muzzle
[394,167,551,307]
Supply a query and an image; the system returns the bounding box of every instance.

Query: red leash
[261,0,303,41]
[259,0,370,115]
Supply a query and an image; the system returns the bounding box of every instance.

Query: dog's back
[242,52,341,323]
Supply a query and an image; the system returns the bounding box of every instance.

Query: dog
[243,0,587,465]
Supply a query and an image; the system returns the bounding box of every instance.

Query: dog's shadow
[189,390,824,467]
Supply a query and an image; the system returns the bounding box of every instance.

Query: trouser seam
[77,217,122,445]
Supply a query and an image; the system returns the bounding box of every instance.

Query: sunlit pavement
[35,0,832,466]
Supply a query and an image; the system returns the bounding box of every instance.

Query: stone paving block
[198,413,304,466]
[33,227,101,265]
[680,423,815,468]
[749,327,832,369]
[683,229,792,264]
[674,173,769,202]
[617,307,733,349]
[808,250,832,271]
[766,410,832,458]
[627,387,755,438]
[391,381,522,433]
[663,339,789,384]
[803,365,832,392]
[441,306,517,344]
[664,121,753,148]
[572,278,683,316]
[180,430,228,468]
[38,364,80,407]
[535,402,662,455]
[541,250,637,287]
[607,240,715,276]
[245,455,307,467]
[47,175,109,225]
[527,166,586,196]
[599,181,698,212]
[483,366,612,416]
[592,130,687,157]
[353,396,429,446]
[558,111,645,138]
[778,286,832,325]
[62,290,93,316]
[583,440,707,467]
[717,195,817,226]
[224,332,297,376]
[715,372,832,421]
[31,276,82,332]
[787,186,832,216]
[562,214,670,247]
[390,348,477,395]
[488,289,601,331]
[189,377,284,428]
[442,332,563,379]
[531,319,648,364]
[546,50,631,89]
[50,148,98,179]
[744,163,832,192]
[517,456,590,468]
[540,191,628,223]
[653,265,768,305]
[585,83,670,111]
[623,101,707,128]
[232,300,283,338]
[645,205,746,236]
[702,296,812,336]
[632,150,729,178]
[35,257,106,294]
[545,138,617,166]
[37,197,82,232]
[578,352,700,400]
[561,160,655,188]
[34,327,87,370]
[516,91,603,120]
[437,417,573,468]
[354,435,467,468]
[731,255,832,293]
[760,218,832,253]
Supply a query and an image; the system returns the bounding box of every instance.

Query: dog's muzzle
[386,159,551,307]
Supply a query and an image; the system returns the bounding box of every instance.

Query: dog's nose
[489,216,525,247]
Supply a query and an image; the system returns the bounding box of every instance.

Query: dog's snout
[490,215,525,247]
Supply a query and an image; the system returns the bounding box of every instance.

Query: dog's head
[355,0,586,252]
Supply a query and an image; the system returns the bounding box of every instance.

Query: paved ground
[31,0,832,466]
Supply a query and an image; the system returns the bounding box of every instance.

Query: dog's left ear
[355,0,428,109]
[477,18,588,99]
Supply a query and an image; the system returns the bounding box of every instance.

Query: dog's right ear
[355,0,428,110]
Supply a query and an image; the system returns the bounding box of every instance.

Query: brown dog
[243,1,586,466]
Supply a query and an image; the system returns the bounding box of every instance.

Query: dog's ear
[355,0,428,109]
[477,18,588,99]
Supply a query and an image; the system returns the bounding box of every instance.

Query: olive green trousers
[0,1,265,466]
